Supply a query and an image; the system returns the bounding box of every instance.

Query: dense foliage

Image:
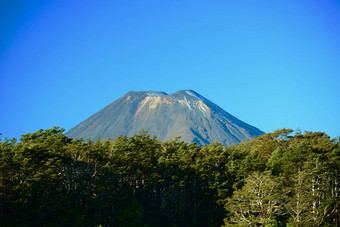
[0,127,339,226]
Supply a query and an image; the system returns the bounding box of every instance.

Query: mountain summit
[66,90,264,145]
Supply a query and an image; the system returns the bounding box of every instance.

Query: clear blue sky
[1,0,339,139]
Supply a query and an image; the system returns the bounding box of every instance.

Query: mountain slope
[66,90,264,145]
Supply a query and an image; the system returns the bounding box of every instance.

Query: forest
[0,127,339,226]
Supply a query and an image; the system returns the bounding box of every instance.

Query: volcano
[66,90,264,145]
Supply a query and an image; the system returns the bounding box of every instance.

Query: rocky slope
[66,90,264,145]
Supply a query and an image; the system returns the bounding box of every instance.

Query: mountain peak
[66,90,264,145]
[126,91,167,97]
[170,90,199,96]
[168,90,205,101]
[126,90,205,101]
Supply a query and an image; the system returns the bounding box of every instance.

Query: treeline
[0,127,339,226]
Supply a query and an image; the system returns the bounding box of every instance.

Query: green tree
[224,172,284,226]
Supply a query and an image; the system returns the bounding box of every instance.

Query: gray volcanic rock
[66,90,264,145]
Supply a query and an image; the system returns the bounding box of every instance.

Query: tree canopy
[0,127,338,226]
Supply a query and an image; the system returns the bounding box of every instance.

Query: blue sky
[1,0,339,139]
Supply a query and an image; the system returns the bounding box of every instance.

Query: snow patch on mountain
[183,96,192,110]
[185,90,201,100]
[196,102,207,116]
